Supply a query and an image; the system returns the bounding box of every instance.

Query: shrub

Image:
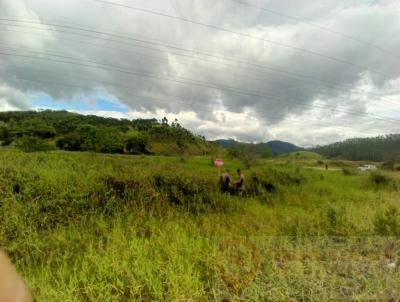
[246,173,276,197]
[265,168,307,186]
[228,143,271,168]
[369,171,392,186]
[373,206,400,236]
[153,174,214,206]
[16,136,54,152]
[124,134,148,154]
[381,161,396,170]
[324,206,353,235]
[342,168,357,176]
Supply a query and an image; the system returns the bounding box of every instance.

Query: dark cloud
[0,0,399,145]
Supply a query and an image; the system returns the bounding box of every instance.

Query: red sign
[213,159,224,167]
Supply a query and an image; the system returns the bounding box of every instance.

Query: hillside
[312,134,400,162]
[215,139,301,156]
[266,140,302,155]
[0,110,220,156]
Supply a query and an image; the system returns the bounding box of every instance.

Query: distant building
[357,164,377,171]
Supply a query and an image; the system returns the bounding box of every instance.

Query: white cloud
[0,84,29,110]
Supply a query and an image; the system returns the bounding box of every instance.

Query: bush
[124,134,148,154]
[373,206,400,236]
[246,173,276,198]
[153,174,213,205]
[265,168,307,186]
[56,132,81,151]
[16,136,54,152]
[228,143,271,168]
[381,161,396,170]
[342,167,357,176]
[369,171,391,186]
[366,171,399,192]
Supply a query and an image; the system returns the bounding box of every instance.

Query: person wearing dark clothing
[220,170,232,193]
[235,169,245,194]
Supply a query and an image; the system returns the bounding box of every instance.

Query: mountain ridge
[214,139,302,155]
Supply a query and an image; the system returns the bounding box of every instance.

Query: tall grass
[1,149,399,301]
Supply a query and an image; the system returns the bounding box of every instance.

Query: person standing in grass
[235,169,245,194]
[220,169,232,193]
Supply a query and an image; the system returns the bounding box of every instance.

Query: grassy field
[1,149,400,301]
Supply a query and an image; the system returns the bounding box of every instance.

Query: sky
[0,0,400,147]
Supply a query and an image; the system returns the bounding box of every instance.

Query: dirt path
[306,166,341,171]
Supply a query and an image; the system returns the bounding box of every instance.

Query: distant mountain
[266,140,302,155]
[215,139,301,155]
[214,139,239,148]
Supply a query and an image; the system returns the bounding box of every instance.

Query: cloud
[0,84,30,110]
[0,0,399,145]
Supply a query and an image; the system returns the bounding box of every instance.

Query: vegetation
[312,134,400,162]
[1,148,400,301]
[227,142,271,167]
[0,111,219,156]
[215,139,301,156]
[278,150,322,160]
[266,140,302,155]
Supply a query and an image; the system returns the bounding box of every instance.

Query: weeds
[342,167,358,176]
[0,149,399,300]
[367,171,399,191]
[373,206,400,236]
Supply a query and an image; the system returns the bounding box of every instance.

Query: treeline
[312,134,400,162]
[212,140,270,167]
[227,142,271,167]
[0,110,215,155]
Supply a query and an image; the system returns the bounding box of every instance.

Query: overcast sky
[0,0,399,146]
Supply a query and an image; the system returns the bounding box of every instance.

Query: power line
[0,16,395,137]
[0,19,398,107]
[0,48,378,120]
[0,62,390,135]
[0,49,399,125]
[229,0,400,60]
[88,0,390,78]
[3,39,395,112]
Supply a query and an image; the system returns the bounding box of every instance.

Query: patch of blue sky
[95,98,129,112]
[29,91,129,113]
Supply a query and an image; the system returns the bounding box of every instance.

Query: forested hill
[312,134,400,162]
[266,140,302,155]
[215,139,300,155]
[0,110,219,155]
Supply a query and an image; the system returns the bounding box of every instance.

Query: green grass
[278,151,322,160]
[1,149,399,301]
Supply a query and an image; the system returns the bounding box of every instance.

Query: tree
[16,136,54,152]
[0,110,215,156]
[56,132,83,151]
[124,134,148,154]
[0,122,12,146]
[313,134,400,162]
[228,143,271,168]
[161,117,168,125]
[18,118,56,139]
[95,127,125,154]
